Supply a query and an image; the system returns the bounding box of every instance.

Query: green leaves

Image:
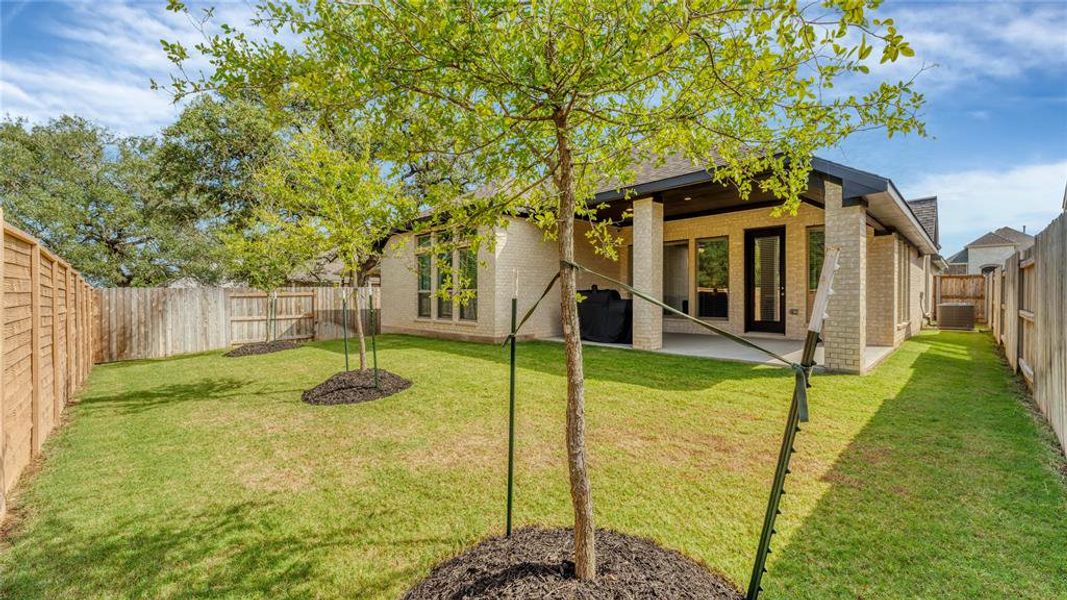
[163,0,926,253]
[253,127,419,285]
[0,116,218,287]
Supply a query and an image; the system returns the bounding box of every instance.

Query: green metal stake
[746,247,840,600]
[371,302,379,390]
[506,295,517,537]
[341,292,350,372]
[745,331,817,600]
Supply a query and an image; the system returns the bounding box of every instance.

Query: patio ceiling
[588,157,940,255]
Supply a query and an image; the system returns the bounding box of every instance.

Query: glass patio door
[745,226,786,333]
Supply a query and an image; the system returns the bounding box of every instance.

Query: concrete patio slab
[549,332,893,372]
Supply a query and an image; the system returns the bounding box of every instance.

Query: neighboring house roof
[906,196,939,247]
[990,226,1034,249]
[966,231,1017,248]
[944,225,1036,266]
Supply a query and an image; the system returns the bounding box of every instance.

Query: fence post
[29,243,42,454]
[51,262,61,420]
[0,211,7,518]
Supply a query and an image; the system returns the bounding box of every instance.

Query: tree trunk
[352,272,368,370]
[554,116,596,580]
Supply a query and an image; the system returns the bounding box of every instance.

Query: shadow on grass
[314,334,788,392]
[0,500,454,600]
[78,378,254,415]
[762,332,1067,598]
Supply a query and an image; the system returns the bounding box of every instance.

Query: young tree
[222,222,315,342]
[167,0,925,579]
[0,115,217,286]
[255,129,417,369]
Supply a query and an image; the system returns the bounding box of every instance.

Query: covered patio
[553,333,894,371]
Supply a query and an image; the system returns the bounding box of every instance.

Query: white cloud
[0,1,272,135]
[831,2,1067,97]
[909,160,1067,253]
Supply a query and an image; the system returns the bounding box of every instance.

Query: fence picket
[984,213,1067,453]
[1,212,94,521]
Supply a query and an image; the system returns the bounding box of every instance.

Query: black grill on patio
[577,286,633,344]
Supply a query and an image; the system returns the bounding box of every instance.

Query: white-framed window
[414,231,478,322]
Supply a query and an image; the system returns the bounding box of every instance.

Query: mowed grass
[1,331,1064,599]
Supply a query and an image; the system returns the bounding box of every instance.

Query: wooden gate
[229,290,315,345]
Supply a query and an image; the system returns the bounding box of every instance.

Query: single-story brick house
[380,157,941,373]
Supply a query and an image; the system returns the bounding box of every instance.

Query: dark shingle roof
[906,196,939,246]
[991,226,1034,248]
[594,153,724,194]
[967,231,1015,247]
[947,247,968,264]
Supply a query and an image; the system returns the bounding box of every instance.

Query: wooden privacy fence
[93,286,379,363]
[933,274,986,323]
[988,212,1067,454]
[1,213,94,521]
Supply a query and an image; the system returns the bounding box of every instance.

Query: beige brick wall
[908,243,925,336]
[616,201,825,340]
[823,180,867,373]
[379,229,498,341]
[867,233,897,346]
[380,217,620,343]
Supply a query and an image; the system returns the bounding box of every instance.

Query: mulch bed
[403,527,743,600]
[301,369,411,405]
[223,340,302,358]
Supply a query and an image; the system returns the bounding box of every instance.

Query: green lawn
[1,331,1064,599]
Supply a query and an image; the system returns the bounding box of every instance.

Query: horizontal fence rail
[1,211,94,521]
[988,213,1066,454]
[93,286,380,363]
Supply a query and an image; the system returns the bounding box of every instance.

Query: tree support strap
[501,249,840,599]
[502,259,813,420]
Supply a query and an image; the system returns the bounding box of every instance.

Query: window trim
[662,239,690,317]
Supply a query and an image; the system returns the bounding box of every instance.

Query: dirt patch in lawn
[224,340,302,358]
[403,527,742,600]
[302,369,411,405]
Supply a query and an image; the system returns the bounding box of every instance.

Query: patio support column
[823,178,868,373]
[632,196,663,350]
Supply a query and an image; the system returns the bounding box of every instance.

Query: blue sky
[1,0,1065,255]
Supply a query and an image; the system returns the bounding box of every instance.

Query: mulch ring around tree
[301,369,412,405]
[223,339,303,358]
[403,527,744,600]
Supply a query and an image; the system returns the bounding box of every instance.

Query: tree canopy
[165,0,926,579]
[0,115,218,286]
